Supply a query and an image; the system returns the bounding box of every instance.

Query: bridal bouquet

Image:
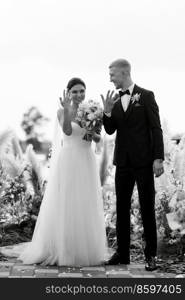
[75,100,103,141]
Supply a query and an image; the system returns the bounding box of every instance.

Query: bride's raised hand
[59,90,71,108]
[100,90,117,114]
[59,90,73,120]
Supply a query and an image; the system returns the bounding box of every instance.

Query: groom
[101,59,164,271]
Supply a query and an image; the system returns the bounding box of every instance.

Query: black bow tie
[119,90,130,97]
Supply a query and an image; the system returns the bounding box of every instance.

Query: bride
[5,78,107,266]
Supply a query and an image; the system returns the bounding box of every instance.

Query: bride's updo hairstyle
[67,77,86,91]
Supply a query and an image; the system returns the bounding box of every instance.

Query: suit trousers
[115,163,157,262]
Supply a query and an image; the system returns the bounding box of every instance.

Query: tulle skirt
[18,143,107,266]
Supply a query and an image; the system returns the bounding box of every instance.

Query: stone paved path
[0,260,181,278]
[0,244,182,278]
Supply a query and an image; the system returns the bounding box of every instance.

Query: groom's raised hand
[100,90,118,114]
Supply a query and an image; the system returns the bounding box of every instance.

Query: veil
[48,114,63,174]
[24,111,63,234]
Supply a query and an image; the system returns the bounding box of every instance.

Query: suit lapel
[125,84,141,120]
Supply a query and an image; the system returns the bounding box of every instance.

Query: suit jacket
[103,84,164,168]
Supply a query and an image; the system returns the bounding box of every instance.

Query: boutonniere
[130,93,141,104]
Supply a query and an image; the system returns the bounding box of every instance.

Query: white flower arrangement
[75,100,103,141]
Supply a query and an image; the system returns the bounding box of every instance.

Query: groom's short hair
[109,59,131,74]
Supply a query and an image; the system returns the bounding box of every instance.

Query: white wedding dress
[2,121,107,266]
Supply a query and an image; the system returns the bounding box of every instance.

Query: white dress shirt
[121,83,135,112]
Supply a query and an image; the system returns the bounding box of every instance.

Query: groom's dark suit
[103,84,164,262]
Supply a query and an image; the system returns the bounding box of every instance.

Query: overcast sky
[0,0,185,139]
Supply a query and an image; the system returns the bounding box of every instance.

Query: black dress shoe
[105,252,129,265]
[145,257,158,271]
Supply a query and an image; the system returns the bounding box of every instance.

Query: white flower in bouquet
[75,100,103,141]
[88,113,95,121]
